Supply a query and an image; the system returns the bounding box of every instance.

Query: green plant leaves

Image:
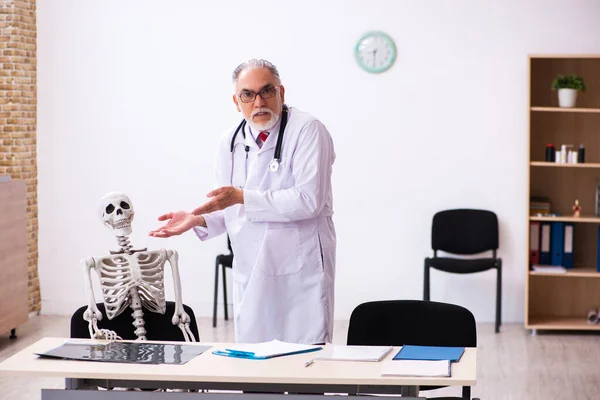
[551,74,587,92]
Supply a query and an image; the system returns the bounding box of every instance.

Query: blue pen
[212,350,266,360]
[224,349,256,356]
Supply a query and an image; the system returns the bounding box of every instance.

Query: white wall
[36,0,600,326]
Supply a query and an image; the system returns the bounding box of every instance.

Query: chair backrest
[432,209,498,255]
[347,300,476,348]
[70,301,200,341]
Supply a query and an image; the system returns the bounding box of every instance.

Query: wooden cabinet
[527,55,600,331]
[0,179,28,336]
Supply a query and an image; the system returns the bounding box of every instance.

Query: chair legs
[495,260,502,333]
[423,259,430,301]
[222,264,228,321]
[462,385,471,400]
[213,260,230,328]
[424,257,503,334]
[212,260,220,328]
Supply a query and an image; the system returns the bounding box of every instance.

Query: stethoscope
[229,104,289,186]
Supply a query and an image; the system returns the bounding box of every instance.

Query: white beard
[247,107,280,132]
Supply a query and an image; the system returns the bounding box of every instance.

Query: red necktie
[257,131,269,148]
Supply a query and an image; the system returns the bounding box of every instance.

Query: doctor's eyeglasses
[238,86,280,103]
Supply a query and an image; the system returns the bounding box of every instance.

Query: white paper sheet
[381,359,451,377]
[315,345,393,362]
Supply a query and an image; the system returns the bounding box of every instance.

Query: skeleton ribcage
[96,250,168,320]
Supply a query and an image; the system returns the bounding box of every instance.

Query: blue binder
[393,345,465,362]
[563,223,574,269]
[539,222,552,264]
[551,222,564,266]
[597,226,600,273]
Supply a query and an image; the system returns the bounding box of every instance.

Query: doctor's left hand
[192,186,244,216]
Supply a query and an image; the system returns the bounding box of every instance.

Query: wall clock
[354,31,397,74]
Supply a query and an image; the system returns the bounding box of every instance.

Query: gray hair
[232,59,282,86]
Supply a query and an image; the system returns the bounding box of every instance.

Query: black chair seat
[427,257,497,274]
[70,301,200,341]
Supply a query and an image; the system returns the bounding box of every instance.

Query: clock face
[354,31,397,74]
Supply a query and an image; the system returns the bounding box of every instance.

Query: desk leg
[401,385,419,397]
[65,378,77,390]
[65,378,92,390]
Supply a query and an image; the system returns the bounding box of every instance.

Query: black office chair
[213,235,233,328]
[424,208,502,333]
[347,300,479,400]
[71,301,200,341]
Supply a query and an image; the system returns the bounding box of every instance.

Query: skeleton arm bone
[82,257,102,326]
[166,249,196,341]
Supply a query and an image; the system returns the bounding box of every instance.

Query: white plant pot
[558,88,578,108]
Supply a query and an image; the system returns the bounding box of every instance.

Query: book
[532,265,566,274]
[213,339,322,360]
[393,345,464,362]
[314,345,393,362]
[381,359,451,377]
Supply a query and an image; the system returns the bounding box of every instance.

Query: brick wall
[0,0,39,314]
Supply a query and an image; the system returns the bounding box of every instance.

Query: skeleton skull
[99,192,135,236]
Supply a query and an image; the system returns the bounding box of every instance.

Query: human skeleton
[81,192,195,342]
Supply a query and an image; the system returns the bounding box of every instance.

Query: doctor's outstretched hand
[191,186,244,216]
[148,210,205,238]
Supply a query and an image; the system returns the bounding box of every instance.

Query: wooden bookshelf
[529,267,600,278]
[530,161,600,168]
[530,106,600,113]
[527,55,600,332]
[530,215,600,223]
[526,317,600,331]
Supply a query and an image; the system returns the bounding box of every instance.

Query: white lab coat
[194,106,336,344]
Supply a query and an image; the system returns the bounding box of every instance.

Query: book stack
[380,345,464,378]
[530,196,552,216]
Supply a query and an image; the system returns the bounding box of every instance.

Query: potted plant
[551,74,586,108]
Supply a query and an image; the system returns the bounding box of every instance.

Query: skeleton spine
[129,288,147,340]
[117,235,133,255]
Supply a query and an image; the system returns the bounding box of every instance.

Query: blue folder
[551,222,565,266]
[393,345,465,362]
[597,226,600,273]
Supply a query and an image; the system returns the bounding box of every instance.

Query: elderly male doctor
[150,59,336,345]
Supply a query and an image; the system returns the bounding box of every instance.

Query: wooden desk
[0,338,477,399]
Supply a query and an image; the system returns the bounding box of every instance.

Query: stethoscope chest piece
[269,159,280,173]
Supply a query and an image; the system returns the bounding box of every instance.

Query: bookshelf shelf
[530,161,600,168]
[530,106,600,113]
[527,55,600,332]
[526,317,600,331]
[529,215,600,223]
[529,267,600,278]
